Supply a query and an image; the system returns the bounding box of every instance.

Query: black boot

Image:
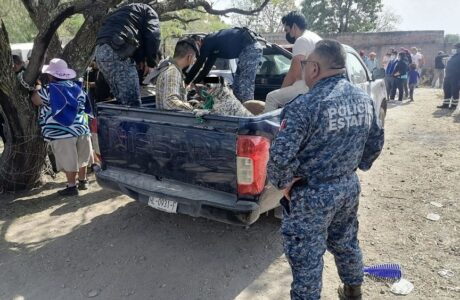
[338,284,362,300]
[57,185,79,196]
[78,179,89,190]
[437,104,450,109]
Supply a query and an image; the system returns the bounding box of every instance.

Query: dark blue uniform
[267,74,384,300]
[95,3,160,106]
[443,52,460,107]
[185,28,262,102]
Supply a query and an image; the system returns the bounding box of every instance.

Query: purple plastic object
[364,263,402,281]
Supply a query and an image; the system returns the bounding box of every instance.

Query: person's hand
[188,99,202,108]
[282,177,301,201]
[187,82,196,91]
[143,65,152,76]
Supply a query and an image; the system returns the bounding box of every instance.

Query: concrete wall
[261,30,447,69]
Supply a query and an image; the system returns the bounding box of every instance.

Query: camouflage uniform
[95,44,141,106]
[232,42,263,102]
[267,74,384,300]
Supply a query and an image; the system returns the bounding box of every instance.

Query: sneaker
[57,185,79,196]
[78,179,89,190]
[437,104,450,109]
[450,105,457,110]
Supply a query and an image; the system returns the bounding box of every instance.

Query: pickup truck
[95,44,387,225]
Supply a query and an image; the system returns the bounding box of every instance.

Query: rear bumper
[95,166,263,225]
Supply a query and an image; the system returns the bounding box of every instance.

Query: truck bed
[95,98,283,225]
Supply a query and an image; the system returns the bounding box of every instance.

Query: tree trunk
[0,22,47,191]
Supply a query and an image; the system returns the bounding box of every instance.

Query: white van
[10,43,33,62]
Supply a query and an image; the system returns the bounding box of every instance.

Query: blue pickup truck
[95,44,387,225]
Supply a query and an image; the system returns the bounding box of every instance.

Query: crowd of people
[3,2,459,299]
[359,44,460,107]
[360,47,425,102]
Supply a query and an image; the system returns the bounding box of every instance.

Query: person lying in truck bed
[154,38,200,111]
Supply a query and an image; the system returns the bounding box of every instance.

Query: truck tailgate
[97,106,240,194]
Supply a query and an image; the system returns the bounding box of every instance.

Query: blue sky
[214,0,459,35]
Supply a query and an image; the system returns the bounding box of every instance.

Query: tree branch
[188,0,271,16]
[161,14,201,24]
[23,0,105,84]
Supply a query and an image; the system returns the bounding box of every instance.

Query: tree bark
[0,22,47,191]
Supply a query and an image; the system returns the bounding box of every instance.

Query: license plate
[148,196,178,213]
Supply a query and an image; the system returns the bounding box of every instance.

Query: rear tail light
[237,135,270,195]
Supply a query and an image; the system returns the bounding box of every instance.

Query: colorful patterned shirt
[37,81,90,141]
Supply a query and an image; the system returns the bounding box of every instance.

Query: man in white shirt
[411,47,424,85]
[263,11,322,112]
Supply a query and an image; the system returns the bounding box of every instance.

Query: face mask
[285,33,296,44]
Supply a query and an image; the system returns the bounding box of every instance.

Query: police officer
[438,43,460,109]
[94,2,160,106]
[267,40,384,300]
[184,27,263,102]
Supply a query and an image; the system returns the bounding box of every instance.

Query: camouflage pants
[233,42,263,102]
[282,173,364,300]
[94,44,141,106]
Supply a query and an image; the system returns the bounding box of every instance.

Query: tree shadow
[432,108,454,118]
[452,112,460,123]
[0,187,119,221]
[0,190,286,300]
[386,100,413,109]
[1,181,64,200]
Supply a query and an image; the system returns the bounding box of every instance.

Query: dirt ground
[0,88,459,300]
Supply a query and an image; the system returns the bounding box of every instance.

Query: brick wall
[261,30,447,69]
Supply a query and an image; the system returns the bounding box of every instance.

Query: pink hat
[41,58,76,80]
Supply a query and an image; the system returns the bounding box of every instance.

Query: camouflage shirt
[267,74,384,189]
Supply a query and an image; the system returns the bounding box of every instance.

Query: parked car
[94,44,387,226]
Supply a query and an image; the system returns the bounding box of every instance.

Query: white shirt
[292,30,322,58]
[411,52,423,68]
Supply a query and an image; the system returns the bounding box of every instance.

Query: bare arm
[31,88,43,106]
[281,55,304,88]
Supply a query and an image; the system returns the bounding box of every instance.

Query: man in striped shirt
[31,58,92,196]
[155,38,199,111]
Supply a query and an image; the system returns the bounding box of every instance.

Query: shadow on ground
[432,108,455,118]
[386,100,414,109]
[0,188,283,300]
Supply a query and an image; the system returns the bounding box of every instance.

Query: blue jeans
[390,78,404,101]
